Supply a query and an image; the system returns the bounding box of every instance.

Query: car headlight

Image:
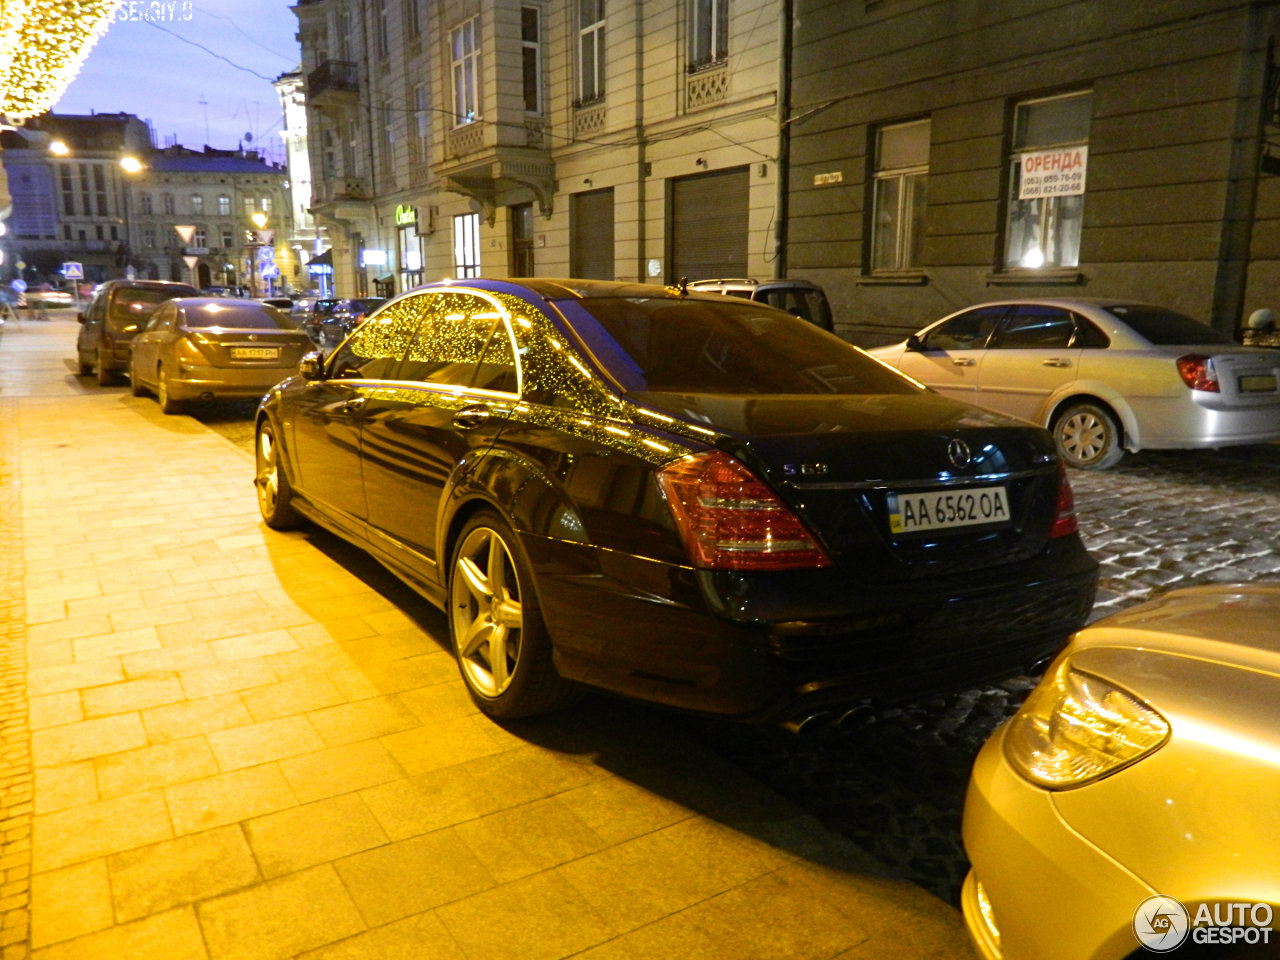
[1003,660,1170,789]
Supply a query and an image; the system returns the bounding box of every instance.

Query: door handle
[951,357,976,367]
[1041,358,1072,368]
[453,405,492,429]
[337,396,367,414]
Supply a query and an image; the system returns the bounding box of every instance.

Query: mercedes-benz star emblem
[947,438,972,468]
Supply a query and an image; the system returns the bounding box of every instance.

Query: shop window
[453,213,481,278]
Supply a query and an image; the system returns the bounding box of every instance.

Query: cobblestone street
[679,446,1280,905]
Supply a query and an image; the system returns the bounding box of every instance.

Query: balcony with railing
[306,60,358,109]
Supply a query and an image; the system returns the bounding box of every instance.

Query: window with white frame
[190,194,204,214]
[143,227,156,248]
[192,226,207,248]
[217,194,230,215]
[162,193,175,215]
[451,17,480,125]
[688,0,727,71]
[522,6,542,114]
[243,197,255,216]
[221,227,233,249]
[1004,91,1091,271]
[577,0,604,104]
[383,101,396,169]
[453,213,481,278]
[871,119,930,273]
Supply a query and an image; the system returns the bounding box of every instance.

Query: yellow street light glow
[48,139,68,155]
[119,156,142,173]
[251,212,268,229]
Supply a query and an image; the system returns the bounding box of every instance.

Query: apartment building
[785,0,1280,341]
[293,0,786,298]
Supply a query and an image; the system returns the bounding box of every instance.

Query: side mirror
[905,333,923,351]
[299,350,325,381]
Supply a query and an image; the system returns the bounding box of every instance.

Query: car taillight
[656,450,831,570]
[1050,461,1079,538]
[1176,353,1219,392]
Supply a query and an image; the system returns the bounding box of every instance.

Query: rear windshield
[107,287,193,326]
[561,297,918,396]
[185,306,295,330]
[1104,305,1233,345]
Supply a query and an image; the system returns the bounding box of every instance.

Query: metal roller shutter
[671,166,749,281]
[570,188,615,279]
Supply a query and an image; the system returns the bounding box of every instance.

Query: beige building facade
[293,0,785,299]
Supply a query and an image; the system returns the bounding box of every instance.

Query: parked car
[962,582,1280,960]
[76,279,199,385]
[291,297,339,342]
[257,297,294,311]
[686,277,834,331]
[318,296,386,346]
[129,298,313,414]
[867,299,1280,469]
[254,278,1097,723]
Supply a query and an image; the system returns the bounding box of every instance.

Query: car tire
[1052,402,1123,470]
[78,357,93,377]
[448,510,579,719]
[129,365,147,397]
[95,352,114,386]
[255,419,301,530]
[157,367,183,415]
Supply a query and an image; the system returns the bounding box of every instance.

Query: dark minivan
[76,279,199,385]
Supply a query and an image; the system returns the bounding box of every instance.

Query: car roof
[416,277,708,303]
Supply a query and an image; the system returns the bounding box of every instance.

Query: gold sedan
[130,298,313,414]
[962,583,1280,959]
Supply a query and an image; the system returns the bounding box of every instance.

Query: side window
[991,305,1075,349]
[1074,316,1111,348]
[922,307,1006,350]
[328,296,426,380]
[395,291,518,392]
[146,303,175,332]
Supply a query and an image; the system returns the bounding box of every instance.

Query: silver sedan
[868,299,1280,468]
[961,582,1280,959]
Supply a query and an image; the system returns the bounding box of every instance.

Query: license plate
[1239,374,1277,393]
[887,486,1011,535]
[231,346,280,360]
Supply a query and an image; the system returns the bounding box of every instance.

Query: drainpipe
[774,0,794,279]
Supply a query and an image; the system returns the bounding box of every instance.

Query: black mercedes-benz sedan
[254,278,1098,724]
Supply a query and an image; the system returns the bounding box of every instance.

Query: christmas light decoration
[0,0,123,123]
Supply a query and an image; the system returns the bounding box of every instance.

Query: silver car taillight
[1175,353,1220,392]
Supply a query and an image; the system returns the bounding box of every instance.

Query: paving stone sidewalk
[0,317,975,960]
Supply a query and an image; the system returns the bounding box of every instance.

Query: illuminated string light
[0,0,123,122]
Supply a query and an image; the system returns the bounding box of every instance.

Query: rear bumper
[527,534,1098,722]
[167,365,294,401]
[1130,395,1280,449]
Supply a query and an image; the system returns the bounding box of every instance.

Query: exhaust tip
[780,712,831,734]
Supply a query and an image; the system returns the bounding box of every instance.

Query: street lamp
[117,155,144,280]
[248,212,268,297]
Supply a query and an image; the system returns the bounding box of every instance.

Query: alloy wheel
[450,525,524,699]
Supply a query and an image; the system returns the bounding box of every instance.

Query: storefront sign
[395,204,417,226]
[1019,146,1088,200]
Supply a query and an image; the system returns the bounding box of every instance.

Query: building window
[376,0,390,57]
[262,197,272,214]
[451,17,480,125]
[143,227,156,248]
[217,194,231,215]
[92,165,108,216]
[193,226,207,248]
[522,6,542,114]
[688,0,727,71]
[383,101,396,171]
[453,212,481,278]
[221,227,233,249]
[191,194,204,214]
[138,191,153,215]
[1004,91,1091,271]
[413,83,429,162]
[162,193,175,215]
[577,0,605,104]
[244,197,255,217]
[407,0,422,38]
[871,118,930,273]
[510,202,534,276]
